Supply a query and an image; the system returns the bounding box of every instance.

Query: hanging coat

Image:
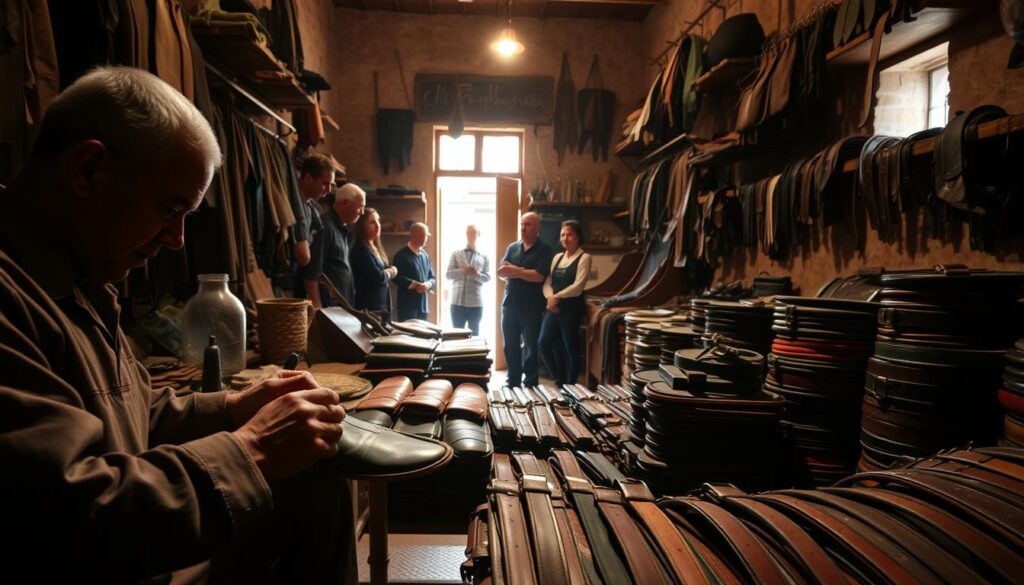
[553,52,577,165]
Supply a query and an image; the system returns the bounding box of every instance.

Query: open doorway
[434,128,523,367]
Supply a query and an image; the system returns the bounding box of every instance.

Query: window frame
[433,128,525,177]
[926,63,950,129]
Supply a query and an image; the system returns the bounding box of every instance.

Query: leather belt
[550,404,596,450]
[549,449,632,585]
[593,486,672,585]
[490,454,538,585]
[510,452,572,585]
[512,406,540,446]
[530,404,562,447]
[618,480,716,585]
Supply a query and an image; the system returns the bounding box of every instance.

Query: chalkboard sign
[414,74,554,124]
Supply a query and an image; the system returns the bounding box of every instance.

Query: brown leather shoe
[320,417,454,480]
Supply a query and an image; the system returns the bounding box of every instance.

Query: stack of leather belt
[361,334,437,385]
[658,325,701,364]
[701,299,775,357]
[861,266,1024,470]
[1000,339,1024,448]
[689,298,710,335]
[633,323,665,373]
[390,318,472,340]
[430,337,492,387]
[621,309,681,386]
[564,383,629,453]
[626,369,660,448]
[465,445,1024,584]
[769,296,879,486]
[638,348,783,493]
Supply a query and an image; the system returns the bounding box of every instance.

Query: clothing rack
[243,114,288,145]
[652,0,725,66]
[205,62,297,134]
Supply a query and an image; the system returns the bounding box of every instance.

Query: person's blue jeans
[501,306,543,387]
[451,305,483,335]
[538,298,584,386]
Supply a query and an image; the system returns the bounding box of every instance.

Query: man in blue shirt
[392,222,436,321]
[498,212,553,388]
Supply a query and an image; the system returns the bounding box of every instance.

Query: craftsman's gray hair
[32,66,222,170]
[336,183,366,202]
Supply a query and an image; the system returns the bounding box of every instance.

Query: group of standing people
[293,171,588,387]
[499,212,590,389]
[289,162,435,323]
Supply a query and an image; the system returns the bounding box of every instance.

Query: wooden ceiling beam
[547,0,662,4]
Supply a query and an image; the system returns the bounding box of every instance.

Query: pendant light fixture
[490,0,525,57]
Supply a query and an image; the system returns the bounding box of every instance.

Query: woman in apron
[539,220,592,386]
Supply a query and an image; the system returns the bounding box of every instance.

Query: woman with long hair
[350,208,397,322]
[538,220,592,386]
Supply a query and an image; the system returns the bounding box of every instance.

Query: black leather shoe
[321,417,453,480]
[443,417,493,459]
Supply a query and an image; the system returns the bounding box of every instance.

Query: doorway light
[491,0,524,57]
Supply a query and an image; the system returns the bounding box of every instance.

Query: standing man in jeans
[446,224,490,335]
[392,222,436,321]
[498,212,553,388]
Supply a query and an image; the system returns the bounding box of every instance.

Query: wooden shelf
[638,133,696,167]
[840,112,1024,173]
[368,193,427,203]
[689,142,779,167]
[613,210,630,219]
[614,138,647,157]
[827,1,988,67]
[192,23,314,109]
[692,58,758,94]
[531,201,626,210]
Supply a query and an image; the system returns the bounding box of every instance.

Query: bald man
[392,222,436,321]
[306,182,365,308]
[497,212,553,388]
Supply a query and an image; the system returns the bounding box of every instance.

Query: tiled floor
[357,533,466,584]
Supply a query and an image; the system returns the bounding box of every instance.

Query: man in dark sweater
[392,222,436,321]
[306,183,365,308]
[498,212,553,388]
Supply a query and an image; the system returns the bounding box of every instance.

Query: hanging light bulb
[491,0,525,56]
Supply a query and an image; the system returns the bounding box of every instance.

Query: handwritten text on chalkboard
[414,74,554,124]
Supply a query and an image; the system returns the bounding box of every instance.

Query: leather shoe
[321,417,453,480]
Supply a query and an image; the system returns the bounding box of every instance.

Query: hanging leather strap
[594,487,672,585]
[858,8,891,128]
[539,459,599,585]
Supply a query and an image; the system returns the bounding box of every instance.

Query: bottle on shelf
[182,274,246,375]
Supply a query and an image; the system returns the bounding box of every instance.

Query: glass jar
[182,274,246,376]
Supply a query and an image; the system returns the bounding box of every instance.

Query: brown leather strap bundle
[510,452,572,585]
[550,404,597,450]
[593,487,674,585]
[529,404,562,448]
[488,454,537,585]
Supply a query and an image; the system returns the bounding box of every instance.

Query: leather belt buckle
[869,374,889,403]
[701,483,746,501]
[489,478,521,496]
[784,304,798,327]
[564,476,594,494]
[520,473,551,493]
[878,307,896,328]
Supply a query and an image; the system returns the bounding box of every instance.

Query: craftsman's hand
[547,296,560,313]
[292,240,311,267]
[226,370,322,428]
[385,266,398,279]
[415,282,430,294]
[459,265,477,276]
[232,387,345,480]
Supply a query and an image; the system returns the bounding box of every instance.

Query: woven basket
[256,299,311,365]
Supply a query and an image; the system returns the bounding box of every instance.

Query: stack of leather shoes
[769,296,879,486]
[860,266,1023,470]
[638,346,784,493]
[701,299,776,357]
[1000,338,1024,448]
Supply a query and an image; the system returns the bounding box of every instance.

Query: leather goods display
[620,309,682,386]
[770,296,878,486]
[1001,338,1024,448]
[700,299,775,356]
[706,13,765,70]
[626,33,705,147]
[391,319,472,340]
[577,56,616,161]
[861,266,1024,469]
[444,384,493,460]
[320,416,453,480]
[433,337,493,385]
[393,379,454,439]
[638,345,784,493]
[351,375,414,427]
[306,304,374,364]
[467,445,1024,585]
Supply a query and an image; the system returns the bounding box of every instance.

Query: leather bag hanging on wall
[553,52,578,165]
[375,51,415,175]
[577,56,616,161]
